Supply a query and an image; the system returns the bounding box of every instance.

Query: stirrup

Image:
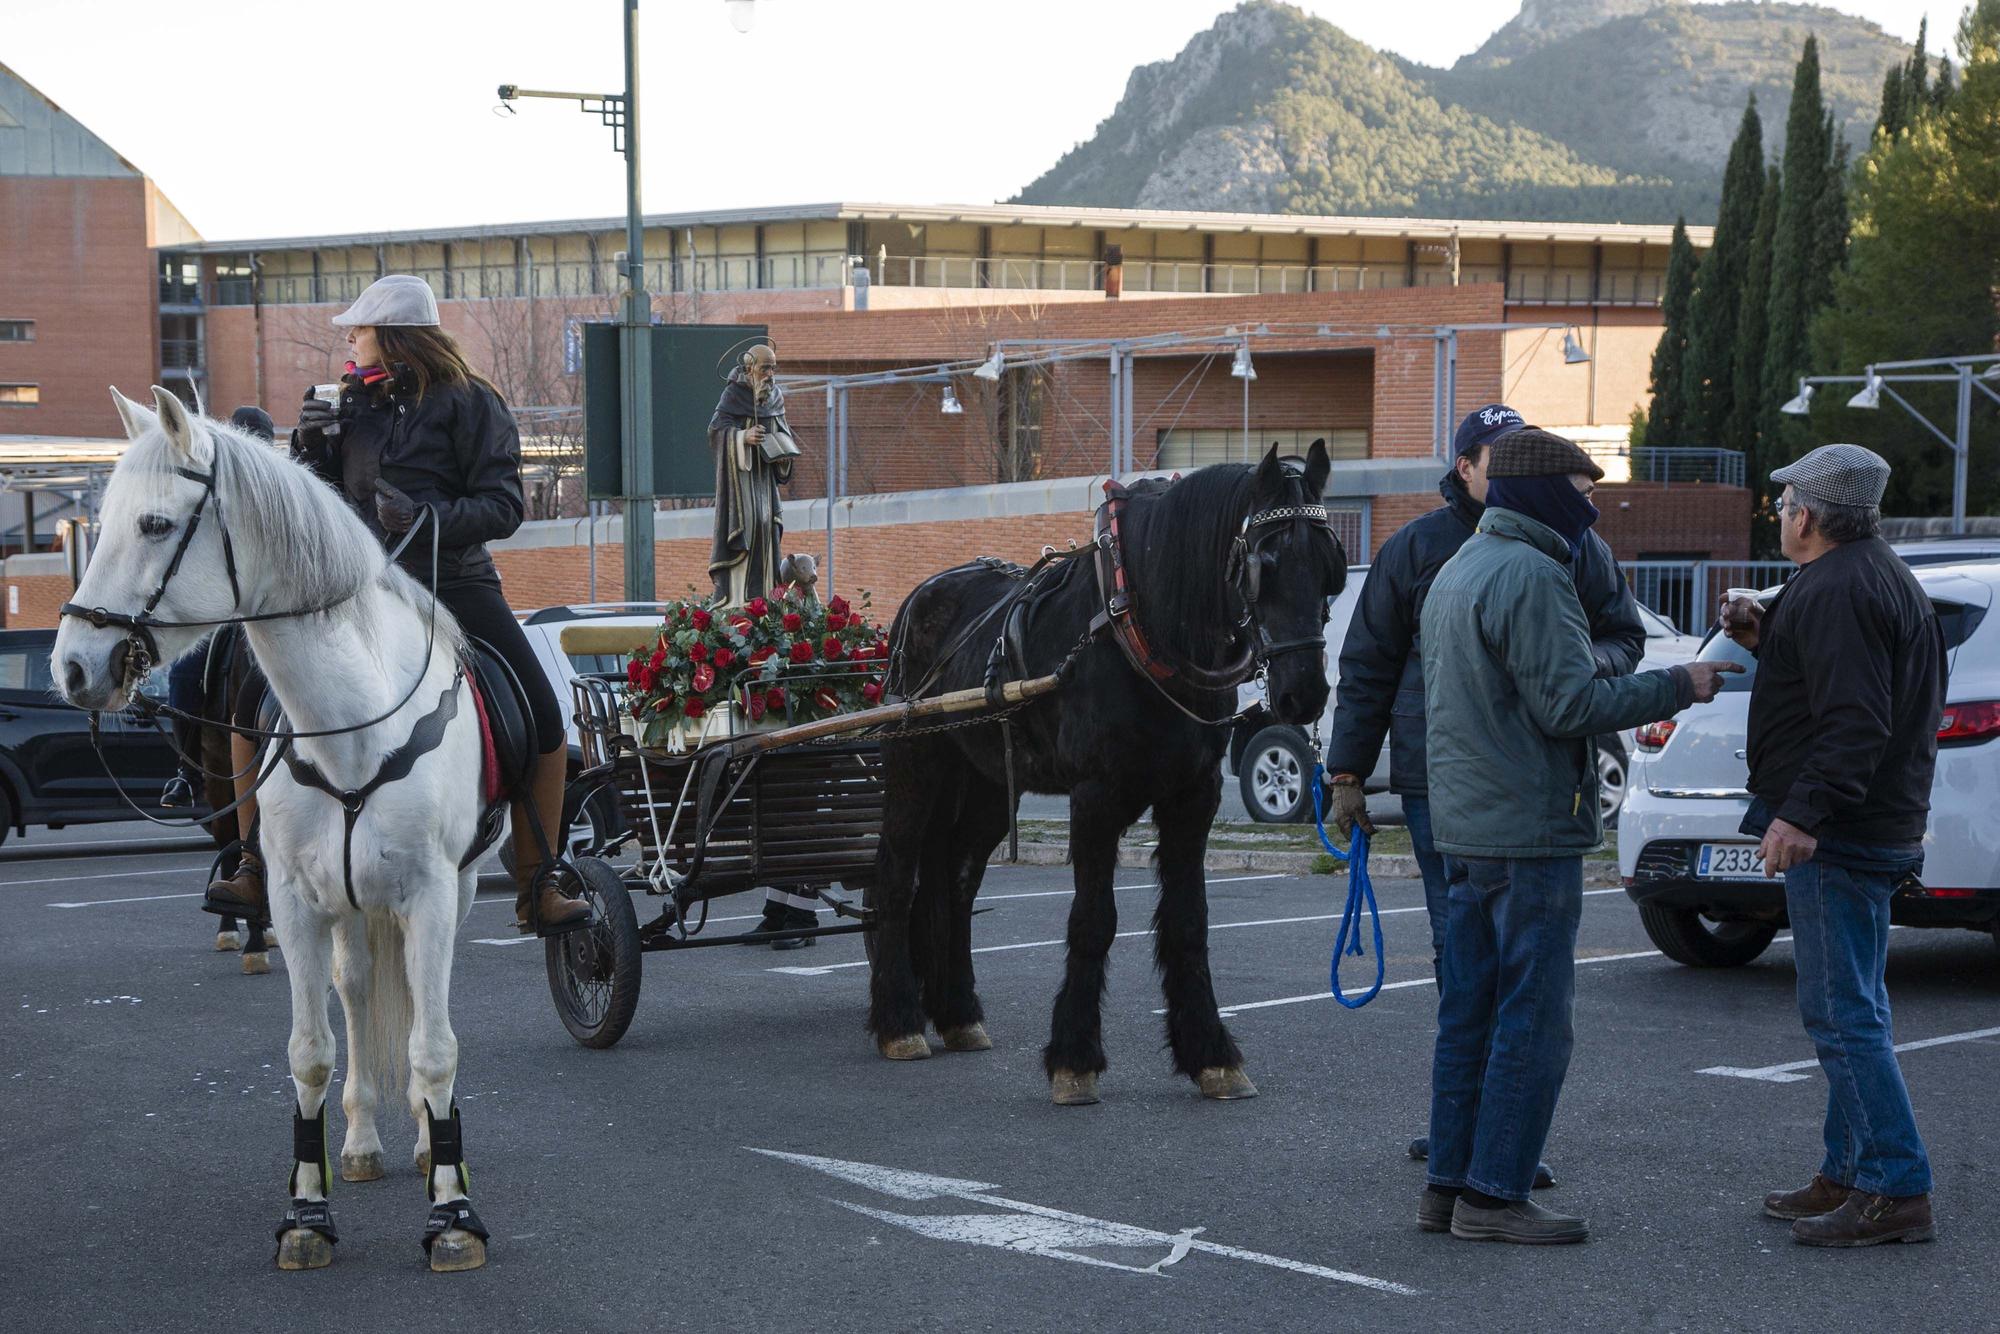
[203,882,267,924]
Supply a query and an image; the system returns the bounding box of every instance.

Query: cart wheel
[545,856,642,1049]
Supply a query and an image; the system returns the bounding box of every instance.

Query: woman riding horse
[204,275,585,933]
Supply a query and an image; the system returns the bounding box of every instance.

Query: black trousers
[439,579,564,754]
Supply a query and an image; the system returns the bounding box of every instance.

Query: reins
[62,441,450,831]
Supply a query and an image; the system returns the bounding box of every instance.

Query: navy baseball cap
[1453,404,1527,458]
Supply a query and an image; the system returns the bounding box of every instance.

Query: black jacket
[1745,537,1944,845]
[293,372,526,589]
[1323,471,1647,794]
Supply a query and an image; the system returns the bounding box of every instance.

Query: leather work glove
[296,393,340,440]
[1324,773,1375,841]
[374,479,419,534]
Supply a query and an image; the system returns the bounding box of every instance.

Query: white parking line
[1699,1024,2000,1083]
[36,866,214,902]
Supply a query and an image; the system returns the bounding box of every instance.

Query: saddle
[249,635,541,883]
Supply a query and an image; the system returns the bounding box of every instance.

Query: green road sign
[583,322,768,499]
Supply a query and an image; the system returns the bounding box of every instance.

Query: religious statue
[706,343,802,605]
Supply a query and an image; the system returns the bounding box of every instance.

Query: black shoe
[770,905,818,952]
[1450,1195,1589,1245]
[1418,1187,1457,1233]
[1409,1136,1429,1161]
[160,776,194,809]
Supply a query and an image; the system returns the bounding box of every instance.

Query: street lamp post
[502,0,759,600]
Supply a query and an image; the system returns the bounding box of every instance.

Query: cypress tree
[1759,36,1831,466]
[1732,165,1782,544]
[1811,128,1851,316]
[1645,218,1697,446]
[1682,95,1763,444]
[1878,64,1908,138]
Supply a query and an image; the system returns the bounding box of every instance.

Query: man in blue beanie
[1417,429,1739,1243]
[1319,406,1647,1184]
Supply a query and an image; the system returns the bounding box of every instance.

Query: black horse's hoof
[1051,1069,1099,1105]
[878,1033,931,1061]
[1198,1066,1258,1100]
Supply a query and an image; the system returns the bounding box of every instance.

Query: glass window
[0,384,40,405]
[0,646,54,693]
[1155,428,1367,469]
[0,320,34,341]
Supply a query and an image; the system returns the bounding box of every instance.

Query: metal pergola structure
[776,320,1588,589]
[1781,352,2000,534]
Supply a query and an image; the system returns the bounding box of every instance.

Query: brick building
[1,64,1752,624]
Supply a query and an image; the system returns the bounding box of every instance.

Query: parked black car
[0,628,207,845]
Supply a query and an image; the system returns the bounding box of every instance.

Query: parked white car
[1230,568,1703,823]
[1619,560,2000,966]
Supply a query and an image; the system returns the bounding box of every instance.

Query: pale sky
[5,0,1959,242]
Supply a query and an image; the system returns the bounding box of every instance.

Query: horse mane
[122,418,463,658]
[1121,463,1260,666]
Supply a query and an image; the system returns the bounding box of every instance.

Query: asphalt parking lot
[3,827,1996,1333]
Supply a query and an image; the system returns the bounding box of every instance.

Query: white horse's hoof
[938,1023,992,1052]
[276,1229,334,1270]
[428,1229,487,1273]
[242,952,271,976]
[878,1033,931,1061]
[1197,1066,1258,1100]
[214,931,241,952]
[340,1151,384,1183]
[1050,1069,1100,1106]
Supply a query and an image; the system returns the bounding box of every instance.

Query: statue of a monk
[706,343,801,605]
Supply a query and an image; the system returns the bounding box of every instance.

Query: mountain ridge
[1015,1,1911,224]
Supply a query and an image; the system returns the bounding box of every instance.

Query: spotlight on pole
[1846,371,1883,410]
[1779,381,1815,416]
[973,350,1005,381]
[1562,328,1590,365]
[1230,342,1257,381]
[939,385,963,415]
[726,0,757,33]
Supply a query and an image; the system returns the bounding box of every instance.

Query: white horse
[53,387,492,1272]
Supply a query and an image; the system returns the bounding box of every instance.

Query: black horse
[869,443,1345,1103]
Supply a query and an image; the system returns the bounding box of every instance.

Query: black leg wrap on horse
[422,1198,490,1255]
[423,1100,471,1202]
[288,1107,329,1198]
[274,1197,338,1250]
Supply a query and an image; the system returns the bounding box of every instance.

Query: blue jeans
[1399,794,1452,981]
[1785,838,1933,1197]
[1427,855,1582,1201]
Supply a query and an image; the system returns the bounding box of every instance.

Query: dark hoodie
[1322,471,1647,794]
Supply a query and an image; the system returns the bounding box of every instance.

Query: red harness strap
[1091,480,1178,683]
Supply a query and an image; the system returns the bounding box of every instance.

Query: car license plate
[1695,843,1766,880]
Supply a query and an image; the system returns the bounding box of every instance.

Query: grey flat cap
[330,274,440,327]
[1772,442,1891,509]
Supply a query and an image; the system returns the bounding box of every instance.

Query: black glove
[374,479,419,534]
[296,394,340,440]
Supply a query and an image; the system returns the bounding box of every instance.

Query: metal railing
[159,339,203,370]
[1621,559,1792,635]
[1509,270,1665,306]
[158,279,202,307]
[1628,447,1745,487]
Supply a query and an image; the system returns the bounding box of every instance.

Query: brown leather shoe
[514,873,590,934]
[1763,1173,1852,1221]
[205,849,267,920]
[1791,1191,1935,1247]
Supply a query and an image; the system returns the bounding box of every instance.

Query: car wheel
[1238,725,1312,824]
[1637,904,1778,967]
[1595,738,1628,829]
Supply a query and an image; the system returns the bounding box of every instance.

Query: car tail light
[1635,720,1677,752]
[1937,700,2000,746]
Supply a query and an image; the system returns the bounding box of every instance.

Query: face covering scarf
[1485,473,1600,563]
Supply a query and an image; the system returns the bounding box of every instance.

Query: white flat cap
[331,274,440,328]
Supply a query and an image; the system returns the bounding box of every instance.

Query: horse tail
[362,912,413,1109]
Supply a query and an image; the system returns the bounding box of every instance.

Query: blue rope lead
[1311,762,1383,1008]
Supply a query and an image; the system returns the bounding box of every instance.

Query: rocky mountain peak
[1459,0,1660,69]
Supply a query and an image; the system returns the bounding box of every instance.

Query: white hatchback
[1619,560,2000,966]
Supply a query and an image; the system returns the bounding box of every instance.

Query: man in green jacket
[1417,428,1739,1245]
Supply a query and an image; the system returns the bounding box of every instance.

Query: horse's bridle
[1092,479,1337,711]
[1228,501,1339,666]
[59,461,245,683]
